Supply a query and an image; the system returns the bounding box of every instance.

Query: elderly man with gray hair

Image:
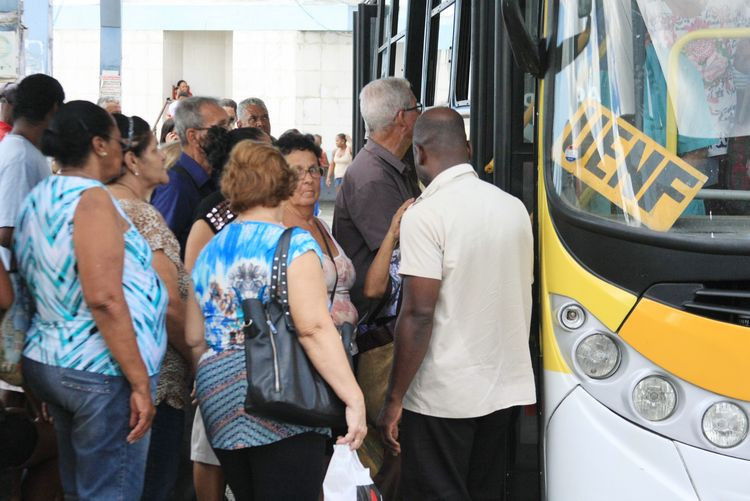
[236,97,271,136]
[151,96,229,254]
[96,96,121,114]
[333,77,421,317]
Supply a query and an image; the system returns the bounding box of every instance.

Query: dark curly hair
[275,131,321,160]
[203,126,268,182]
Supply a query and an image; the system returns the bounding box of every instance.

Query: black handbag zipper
[267,319,281,392]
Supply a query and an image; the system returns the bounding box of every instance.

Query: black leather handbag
[241,227,353,428]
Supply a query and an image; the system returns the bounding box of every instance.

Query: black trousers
[213,432,327,501]
[400,407,514,501]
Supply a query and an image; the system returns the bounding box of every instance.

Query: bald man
[377,108,536,500]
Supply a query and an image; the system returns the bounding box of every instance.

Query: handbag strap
[270,227,296,311]
[313,219,337,306]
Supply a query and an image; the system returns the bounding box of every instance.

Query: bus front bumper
[545,386,750,501]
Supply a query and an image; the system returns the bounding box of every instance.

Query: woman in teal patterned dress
[185,141,366,501]
[13,101,167,500]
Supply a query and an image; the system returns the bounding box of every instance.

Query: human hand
[336,398,367,450]
[377,398,402,456]
[326,177,332,188]
[387,198,414,241]
[127,386,155,444]
[166,131,179,144]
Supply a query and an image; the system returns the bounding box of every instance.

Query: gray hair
[174,96,220,145]
[218,98,237,112]
[237,97,268,122]
[96,96,119,107]
[359,77,413,134]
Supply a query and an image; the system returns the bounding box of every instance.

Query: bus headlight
[574,333,619,379]
[702,402,748,448]
[632,376,677,421]
[559,303,586,330]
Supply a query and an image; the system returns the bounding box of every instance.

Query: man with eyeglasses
[151,96,230,255]
[333,77,422,318]
[331,77,422,499]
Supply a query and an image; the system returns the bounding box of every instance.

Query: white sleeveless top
[333,147,353,179]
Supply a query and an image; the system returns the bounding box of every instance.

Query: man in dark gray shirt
[333,77,421,316]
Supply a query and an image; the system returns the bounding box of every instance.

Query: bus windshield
[550,0,750,236]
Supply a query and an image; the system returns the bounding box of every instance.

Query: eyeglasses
[293,165,324,179]
[403,103,424,114]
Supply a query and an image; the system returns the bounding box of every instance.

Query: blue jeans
[23,357,156,501]
[141,402,185,501]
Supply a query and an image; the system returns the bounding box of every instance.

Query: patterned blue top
[192,221,327,449]
[13,176,168,376]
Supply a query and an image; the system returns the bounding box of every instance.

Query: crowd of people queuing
[0,73,535,501]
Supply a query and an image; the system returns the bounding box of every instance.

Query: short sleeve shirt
[332,139,420,314]
[398,164,536,418]
[151,152,215,254]
[192,222,323,354]
[14,176,168,376]
[0,134,50,266]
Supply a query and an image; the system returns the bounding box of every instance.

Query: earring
[99,151,108,157]
[134,170,140,177]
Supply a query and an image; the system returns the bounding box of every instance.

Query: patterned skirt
[195,348,329,450]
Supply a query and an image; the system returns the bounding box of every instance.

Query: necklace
[113,182,143,201]
[57,169,97,180]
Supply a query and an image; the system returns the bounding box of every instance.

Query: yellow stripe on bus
[620,298,750,402]
[537,79,637,373]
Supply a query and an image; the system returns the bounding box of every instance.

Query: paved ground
[319,200,334,227]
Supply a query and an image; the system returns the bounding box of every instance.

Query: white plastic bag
[323,444,383,501]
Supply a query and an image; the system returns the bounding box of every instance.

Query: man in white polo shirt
[377,107,536,500]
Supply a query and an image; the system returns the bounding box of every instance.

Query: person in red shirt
[0,83,17,142]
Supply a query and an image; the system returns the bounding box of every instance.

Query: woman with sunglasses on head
[13,101,167,500]
[107,113,193,501]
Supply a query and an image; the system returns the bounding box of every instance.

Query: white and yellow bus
[354,0,750,498]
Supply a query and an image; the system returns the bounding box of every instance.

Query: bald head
[414,107,468,154]
[412,107,470,183]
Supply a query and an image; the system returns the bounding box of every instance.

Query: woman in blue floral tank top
[185,141,366,501]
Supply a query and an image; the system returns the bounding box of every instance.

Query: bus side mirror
[500,0,547,78]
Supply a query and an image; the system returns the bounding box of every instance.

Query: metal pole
[21,0,51,75]
[99,0,121,102]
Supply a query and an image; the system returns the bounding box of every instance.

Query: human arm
[363,198,413,299]
[326,156,336,187]
[0,261,12,309]
[73,188,154,444]
[151,250,192,364]
[377,275,441,455]
[320,151,330,169]
[184,293,207,375]
[288,251,367,449]
[0,227,11,250]
[184,220,215,272]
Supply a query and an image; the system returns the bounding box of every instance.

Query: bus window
[454,0,471,105]
[393,38,406,77]
[426,2,455,106]
[395,0,408,35]
[549,0,750,235]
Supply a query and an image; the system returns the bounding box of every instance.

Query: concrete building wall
[52,29,100,104]
[52,27,352,146]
